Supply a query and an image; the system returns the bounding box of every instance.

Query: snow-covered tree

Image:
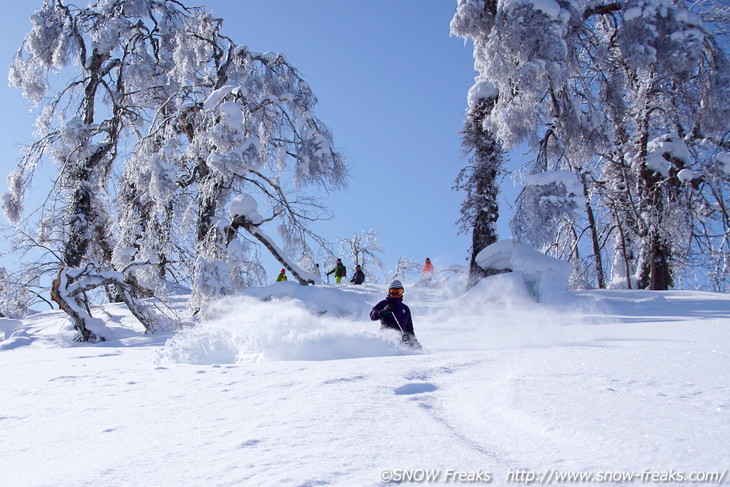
[594,1,730,289]
[3,0,346,333]
[0,267,35,318]
[4,0,199,269]
[453,81,505,288]
[511,171,585,251]
[2,0,207,337]
[694,152,730,291]
[385,257,422,284]
[338,229,384,275]
[452,0,730,290]
[116,40,346,309]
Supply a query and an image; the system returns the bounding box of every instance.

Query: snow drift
[1,270,729,487]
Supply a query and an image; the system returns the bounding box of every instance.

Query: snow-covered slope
[1,280,728,486]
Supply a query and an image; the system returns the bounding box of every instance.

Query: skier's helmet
[388,280,404,297]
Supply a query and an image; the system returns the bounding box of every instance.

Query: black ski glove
[379,305,392,318]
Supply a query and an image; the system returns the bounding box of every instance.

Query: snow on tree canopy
[467,80,498,107]
[714,153,730,177]
[503,0,565,20]
[475,239,571,301]
[203,84,246,111]
[524,170,586,213]
[619,0,706,76]
[524,170,582,195]
[219,102,244,129]
[646,134,691,178]
[229,194,263,224]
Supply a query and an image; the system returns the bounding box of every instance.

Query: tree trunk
[468,173,499,288]
[646,235,673,290]
[633,73,672,290]
[460,97,502,290]
[51,263,163,342]
[63,49,116,269]
[581,171,606,288]
[64,178,93,268]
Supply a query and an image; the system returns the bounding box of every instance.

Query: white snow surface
[1,276,729,486]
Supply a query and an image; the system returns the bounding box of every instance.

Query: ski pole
[390,310,409,343]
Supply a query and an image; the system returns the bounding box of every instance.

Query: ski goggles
[388,288,404,297]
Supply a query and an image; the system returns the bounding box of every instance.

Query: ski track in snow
[1,282,729,486]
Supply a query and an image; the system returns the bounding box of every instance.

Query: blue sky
[0,1,517,283]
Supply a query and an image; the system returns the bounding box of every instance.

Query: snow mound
[239,281,370,319]
[463,271,536,305]
[475,239,571,302]
[0,318,23,340]
[0,328,36,350]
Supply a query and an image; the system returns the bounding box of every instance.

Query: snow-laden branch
[227,195,317,286]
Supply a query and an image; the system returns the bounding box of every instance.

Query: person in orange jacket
[422,257,434,280]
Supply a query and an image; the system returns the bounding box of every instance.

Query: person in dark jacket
[351,265,365,285]
[370,280,419,347]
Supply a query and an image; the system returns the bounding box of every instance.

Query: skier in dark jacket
[370,280,419,347]
[351,265,365,285]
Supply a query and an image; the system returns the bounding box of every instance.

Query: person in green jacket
[326,259,347,284]
[276,269,288,282]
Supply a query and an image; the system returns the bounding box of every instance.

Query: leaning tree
[114,25,347,311]
[3,0,346,338]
